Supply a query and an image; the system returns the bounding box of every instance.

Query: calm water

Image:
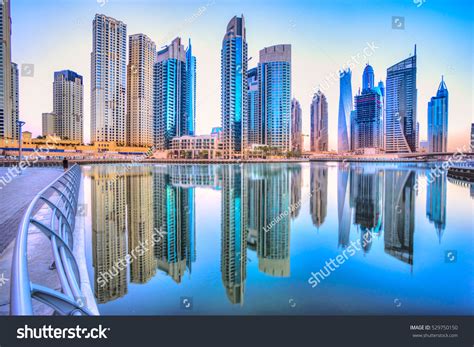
[80,163,474,315]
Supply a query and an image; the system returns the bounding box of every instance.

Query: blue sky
[11,0,473,150]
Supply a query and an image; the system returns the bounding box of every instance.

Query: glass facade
[427,77,448,153]
[337,69,352,153]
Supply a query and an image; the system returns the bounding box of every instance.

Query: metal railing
[10,164,93,315]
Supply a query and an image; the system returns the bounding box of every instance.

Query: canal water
[80,162,473,315]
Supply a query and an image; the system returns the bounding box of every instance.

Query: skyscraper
[186,39,196,136]
[247,67,261,145]
[127,34,156,147]
[353,64,383,152]
[53,70,84,142]
[258,44,292,152]
[310,92,328,152]
[154,37,195,150]
[471,123,474,152]
[337,69,352,153]
[11,62,18,139]
[221,16,248,158]
[385,46,417,153]
[426,173,447,242]
[427,76,448,153]
[91,14,127,145]
[0,0,14,140]
[291,98,303,153]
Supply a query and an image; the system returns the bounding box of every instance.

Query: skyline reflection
[84,162,465,312]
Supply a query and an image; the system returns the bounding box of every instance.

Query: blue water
[80,162,474,315]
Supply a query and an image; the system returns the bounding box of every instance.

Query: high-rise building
[291,98,303,153]
[337,69,352,153]
[221,16,248,158]
[0,0,14,140]
[91,14,127,145]
[427,76,448,153]
[352,65,383,152]
[385,46,417,153]
[471,123,474,152]
[154,37,195,150]
[53,70,84,142]
[42,113,57,137]
[186,39,196,136]
[127,34,156,148]
[310,91,328,152]
[11,62,18,139]
[247,67,261,145]
[258,44,292,152]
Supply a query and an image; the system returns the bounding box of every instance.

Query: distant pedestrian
[63,157,69,171]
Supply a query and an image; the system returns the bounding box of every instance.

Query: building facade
[247,67,261,146]
[337,69,352,153]
[221,16,248,158]
[186,39,196,136]
[11,62,18,139]
[310,91,328,152]
[258,44,292,152]
[91,14,127,145]
[385,47,417,153]
[427,77,448,153]
[0,0,15,140]
[53,70,84,142]
[42,112,57,137]
[154,37,195,150]
[127,34,156,148]
[352,65,383,152]
[291,98,302,153]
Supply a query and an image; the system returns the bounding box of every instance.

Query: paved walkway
[0,167,62,253]
[0,167,62,315]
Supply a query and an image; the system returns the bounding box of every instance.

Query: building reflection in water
[90,165,128,304]
[349,166,384,254]
[221,165,248,304]
[383,170,416,266]
[310,164,328,229]
[89,163,452,307]
[337,164,351,248]
[426,172,447,242]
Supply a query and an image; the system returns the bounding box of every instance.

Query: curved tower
[337,69,353,152]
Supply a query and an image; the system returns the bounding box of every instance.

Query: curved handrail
[10,164,93,315]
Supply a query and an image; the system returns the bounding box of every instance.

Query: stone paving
[0,167,62,315]
[0,167,62,253]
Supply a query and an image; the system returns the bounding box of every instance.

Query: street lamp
[16,120,26,168]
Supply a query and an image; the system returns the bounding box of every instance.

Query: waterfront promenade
[0,167,62,315]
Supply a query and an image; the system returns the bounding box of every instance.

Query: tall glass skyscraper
[427,76,448,153]
[186,39,196,136]
[385,46,417,153]
[91,14,127,145]
[247,67,260,145]
[258,44,292,152]
[0,0,15,140]
[53,70,84,143]
[291,98,302,153]
[310,91,328,152]
[337,69,352,153]
[127,34,156,147]
[154,37,196,150]
[353,64,383,152]
[221,16,248,158]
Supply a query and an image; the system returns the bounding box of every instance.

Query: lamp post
[16,120,26,170]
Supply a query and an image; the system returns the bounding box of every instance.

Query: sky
[11,0,473,151]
